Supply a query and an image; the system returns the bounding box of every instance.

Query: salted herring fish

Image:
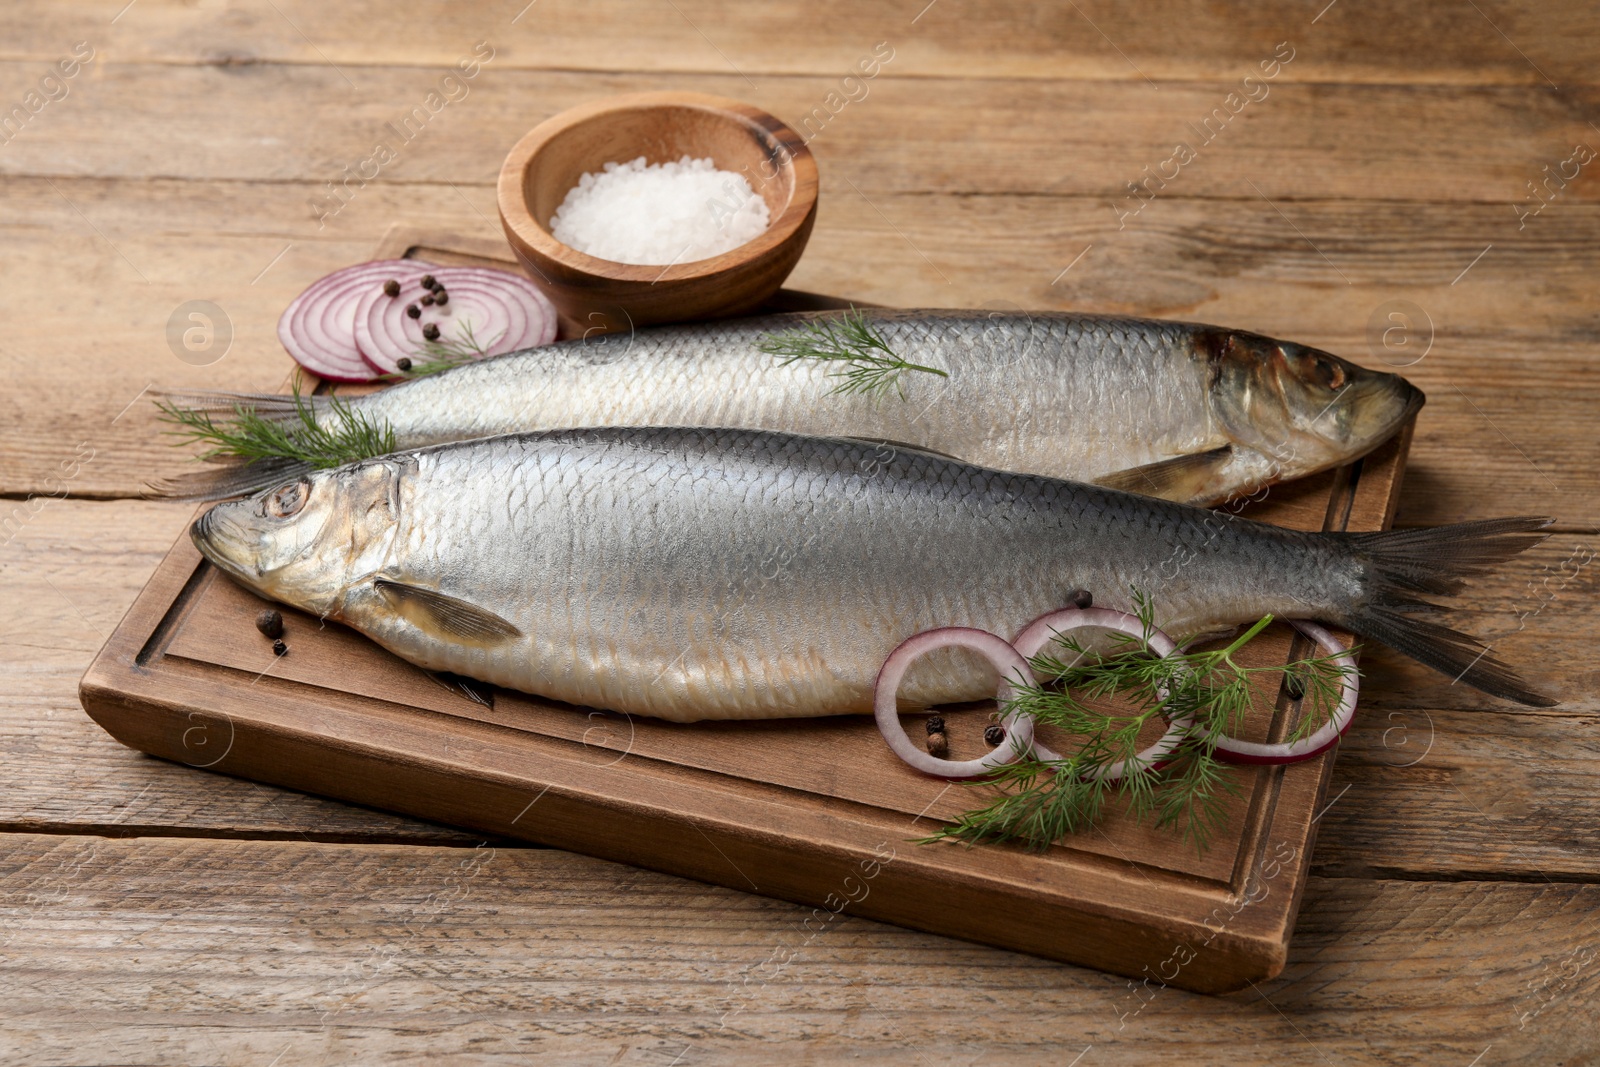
[161,309,1423,507]
[190,428,1551,722]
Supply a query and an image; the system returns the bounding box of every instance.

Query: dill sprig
[756,308,949,399]
[389,319,505,378]
[925,591,1357,853]
[155,384,396,469]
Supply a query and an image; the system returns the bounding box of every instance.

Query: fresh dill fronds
[756,307,949,399]
[156,384,396,469]
[924,591,1357,854]
[390,319,506,378]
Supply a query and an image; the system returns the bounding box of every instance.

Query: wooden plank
[1,0,1595,86]
[0,1,1588,1057]
[0,497,481,844]
[1316,704,1600,881]
[1,176,1597,527]
[2,61,1599,204]
[1,834,1595,1064]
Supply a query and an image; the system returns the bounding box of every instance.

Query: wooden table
[3,2,1597,1062]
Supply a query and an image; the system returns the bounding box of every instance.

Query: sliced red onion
[276,259,433,382]
[349,276,423,375]
[357,266,557,374]
[873,627,1036,778]
[1211,620,1360,765]
[1011,608,1193,780]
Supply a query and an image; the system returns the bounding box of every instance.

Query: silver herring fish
[165,310,1423,506]
[190,428,1550,721]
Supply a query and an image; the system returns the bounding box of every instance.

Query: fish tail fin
[145,457,315,501]
[148,389,331,500]
[151,388,330,422]
[1336,516,1557,706]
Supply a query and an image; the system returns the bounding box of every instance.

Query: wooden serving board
[79,228,1414,994]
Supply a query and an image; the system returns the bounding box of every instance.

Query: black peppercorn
[420,274,435,289]
[382,279,400,298]
[1069,589,1093,609]
[406,303,421,319]
[272,639,288,657]
[925,715,946,735]
[420,294,435,307]
[434,291,448,305]
[396,357,412,372]
[1284,671,1306,701]
[255,609,283,639]
[983,723,1005,747]
[422,323,440,341]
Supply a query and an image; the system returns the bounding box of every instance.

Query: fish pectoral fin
[374,579,522,643]
[1091,445,1234,503]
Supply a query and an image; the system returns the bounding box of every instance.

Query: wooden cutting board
[79,226,1414,994]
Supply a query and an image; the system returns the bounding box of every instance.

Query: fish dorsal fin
[1091,445,1233,502]
[375,579,522,643]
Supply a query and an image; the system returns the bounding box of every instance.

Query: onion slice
[276,259,434,382]
[1011,608,1193,780]
[873,627,1036,778]
[1211,620,1360,765]
[357,266,558,374]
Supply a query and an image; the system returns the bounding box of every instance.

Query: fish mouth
[1397,376,1427,422]
[190,505,256,585]
[1344,370,1425,446]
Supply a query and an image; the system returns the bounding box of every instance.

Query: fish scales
[374,313,1212,482]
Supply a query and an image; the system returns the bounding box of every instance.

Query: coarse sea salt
[550,155,771,266]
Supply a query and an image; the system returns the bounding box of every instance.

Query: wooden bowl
[497,91,818,333]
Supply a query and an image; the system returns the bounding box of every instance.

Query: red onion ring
[349,271,434,375]
[357,266,557,374]
[1010,608,1193,780]
[873,627,1036,778]
[276,260,433,382]
[1211,620,1360,765]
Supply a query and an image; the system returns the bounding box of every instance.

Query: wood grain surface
[2,0,1597,1061]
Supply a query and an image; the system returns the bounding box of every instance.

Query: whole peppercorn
[925,715,949,759]
[272,639,288,657]
[382,279,400,298]
[422,323,441,341]
[1069,589,1093,609]
[1284,671,1307,701]
[983,723,1006,747]
[396,357,413,372]
[254,609,283,639]
[420,274,436,289]
[406,303,421,319]
[434,291,449,305]
[420,294,435,307]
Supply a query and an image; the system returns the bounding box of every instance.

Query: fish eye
[264,478,310,519]
[1311,356,1347,391]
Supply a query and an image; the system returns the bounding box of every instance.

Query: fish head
[1206,330,1424,477]
[190,460,402,617]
